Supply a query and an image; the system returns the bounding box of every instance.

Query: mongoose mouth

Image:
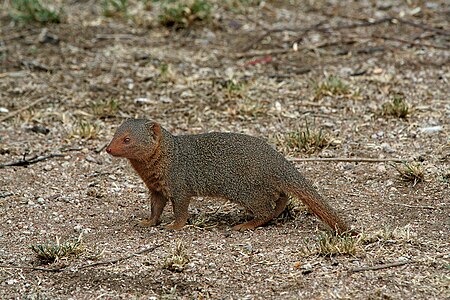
[106,144,122,157]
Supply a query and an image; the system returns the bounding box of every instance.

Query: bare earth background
[0,0,449,299]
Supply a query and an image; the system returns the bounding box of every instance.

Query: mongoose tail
[287,181,351,235]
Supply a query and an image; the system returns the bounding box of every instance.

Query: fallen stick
[390,202,436,210]
[350,260,410,273]
[288,157,409,163]
[0,244,162,273]
[0,154,65,168]
[0,97,47,123]
[373,34,449,50]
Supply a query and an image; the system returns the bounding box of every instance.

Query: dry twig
[288,157,409,163]
[350,260,410,273]
[0,154,65,168]
[0,97,47,122]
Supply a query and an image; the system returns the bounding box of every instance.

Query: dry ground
[0,0,449,299]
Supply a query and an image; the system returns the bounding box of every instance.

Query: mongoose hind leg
[271,193,289,219]
[232,195,274,231]
[165,197,190,230]
[140,192,168,227]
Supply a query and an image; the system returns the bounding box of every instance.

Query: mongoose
[106,119,350,233]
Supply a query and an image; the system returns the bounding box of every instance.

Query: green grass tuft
[313,76,351,100]
[102,0,129,17]
[30,235,83,264]
[394,162,425,186]
[272,121,333,155]
[157,0,211,29]
[91,99,120,119]
[382,93,410,118]
[10,0,62,24]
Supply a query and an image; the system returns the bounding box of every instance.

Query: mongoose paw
[232,223,257,231]
[165,223,185,230]
[139,218,159,227]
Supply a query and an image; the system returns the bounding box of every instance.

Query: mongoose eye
[123,137,130,144]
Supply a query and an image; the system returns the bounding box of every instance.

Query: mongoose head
[106,119,161,160]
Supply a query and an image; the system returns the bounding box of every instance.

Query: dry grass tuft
[69,120,102,140]
[362,225,416,244]
[300,232,362,257]
[163,240,190,272]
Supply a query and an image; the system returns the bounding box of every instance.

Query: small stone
[419,126,442,134]
[0,107,9,113]
[43,164,53,171]
[37,197,45,204]
[180,90,194,98]
[85,155,100,164]
[134,98,152,104]
[381,143,395,153]
[160,96,173,103]
[28,200,35,206]
[30,125,50,135]
[74,224,83,232]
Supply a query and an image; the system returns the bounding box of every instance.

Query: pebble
[419,126,442,134]
[37,197,45,204]
[381,143,395,153]
[6,279,18,285]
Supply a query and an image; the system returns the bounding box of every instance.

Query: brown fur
[106,119,352,233]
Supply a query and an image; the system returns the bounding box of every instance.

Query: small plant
[158,62,177,82]
[70,120,101,140]
[237,99,266,118]
[158,0,211,29]
[299,232,361,257]
[102,0,129,17]
[313,76,351,100]
[362,225,415,244]
[163,240,190,272]
[272,121,333,154]
[30,235,83,264]
[382,93,410,118]
[91,99,120,119]
[10,0,62,24]
[394,162,424,186]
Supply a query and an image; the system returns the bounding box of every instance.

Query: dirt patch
[0,1,449,299]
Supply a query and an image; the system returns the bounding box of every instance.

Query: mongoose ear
[151,123,161,136]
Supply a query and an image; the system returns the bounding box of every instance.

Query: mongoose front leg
[140,192,168,227]
[165,197,190,230]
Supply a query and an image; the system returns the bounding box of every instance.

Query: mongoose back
[106,119,350,233]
